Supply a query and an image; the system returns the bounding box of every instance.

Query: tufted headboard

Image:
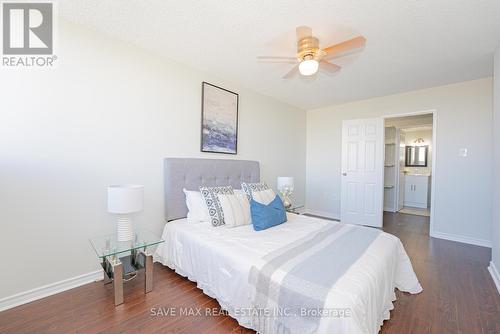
[164,158,260,221]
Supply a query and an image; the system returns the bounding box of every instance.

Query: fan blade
[257,56,298,64]
[296,26,312,40]
[282,65,299,79]
[319,60,341,75]
[323,36,366,59]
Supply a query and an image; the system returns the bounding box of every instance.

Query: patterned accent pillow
[199,186,234,226]
[241,182,270,200]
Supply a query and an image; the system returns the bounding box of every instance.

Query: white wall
[492,46,500,271]
[0,20,306,299]
[306,78,493,245]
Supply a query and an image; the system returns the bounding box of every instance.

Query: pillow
[217,192,251,228]
[233,189,245,196]
[250,195,287,231]
[183,189,210,222]
[199,186,234,226]
[241,182,269,199]
[241,182,276,204]
[252,188,276,205]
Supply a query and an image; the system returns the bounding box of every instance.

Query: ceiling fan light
[299,59,319,76]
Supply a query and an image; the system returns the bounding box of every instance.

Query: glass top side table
[89,229,164,306]
[286,206,304,214]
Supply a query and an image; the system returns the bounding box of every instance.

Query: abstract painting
[201,82,239,154]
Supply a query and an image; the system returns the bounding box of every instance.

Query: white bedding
[154,214,422,334]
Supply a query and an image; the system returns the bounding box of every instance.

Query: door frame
[382,109,437,235]
[396,128,405,211]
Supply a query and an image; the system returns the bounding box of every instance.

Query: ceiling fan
[257,26,366,79]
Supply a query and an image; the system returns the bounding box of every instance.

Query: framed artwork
[201,82,239,154]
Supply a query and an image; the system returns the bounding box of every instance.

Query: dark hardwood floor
[1,212,499,333]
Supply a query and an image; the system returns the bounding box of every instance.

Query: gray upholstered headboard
[164,158,260,221]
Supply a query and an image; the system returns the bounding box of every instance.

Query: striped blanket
[248,223,381,334]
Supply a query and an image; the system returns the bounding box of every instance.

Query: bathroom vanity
[404,174,430,208]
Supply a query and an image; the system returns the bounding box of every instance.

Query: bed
[154,158,422,334]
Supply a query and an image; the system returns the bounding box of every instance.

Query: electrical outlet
[459,148,468,157]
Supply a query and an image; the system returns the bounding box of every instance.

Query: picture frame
[200,82,239,154]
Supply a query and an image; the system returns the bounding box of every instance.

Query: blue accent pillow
[250,195,287,231]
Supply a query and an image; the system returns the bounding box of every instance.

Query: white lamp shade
[107,184,144,214]
[277,177,294,192]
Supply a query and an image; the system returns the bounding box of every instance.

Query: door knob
[342,173,347,176]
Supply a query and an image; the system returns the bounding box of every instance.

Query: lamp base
[279,192,292,209]
[282,198,292,209]
[116,215,134,242]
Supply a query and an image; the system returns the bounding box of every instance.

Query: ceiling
[58,0,500,110]
[386,114,433,129]
[401,126,433,132]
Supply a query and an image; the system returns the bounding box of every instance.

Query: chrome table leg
[102,257,112,285]
[112,258,124,306]
[144,252,153,293]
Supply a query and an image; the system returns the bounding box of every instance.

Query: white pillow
[183,189,210,222]
[234,189,245,196]
[252,188,276,205]
[217,193,251,228]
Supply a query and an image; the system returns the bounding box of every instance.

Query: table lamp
[107,184,144,242]
[277,177,294,209]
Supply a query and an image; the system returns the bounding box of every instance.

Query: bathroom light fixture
[414,138,425,144]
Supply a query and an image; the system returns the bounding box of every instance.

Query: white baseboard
[304,209,340,221]
[304,211,491,248]
[403,201,427,209]
[430,231,492,248]
[0,270,103,312]
[488,262,500,294]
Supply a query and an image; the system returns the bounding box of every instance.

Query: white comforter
[154,214,422,334]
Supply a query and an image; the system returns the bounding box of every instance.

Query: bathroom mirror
[405,145,428,167]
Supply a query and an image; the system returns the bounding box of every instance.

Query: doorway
[383,112,435,231]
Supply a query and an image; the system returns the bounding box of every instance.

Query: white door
[341,118,384,227]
